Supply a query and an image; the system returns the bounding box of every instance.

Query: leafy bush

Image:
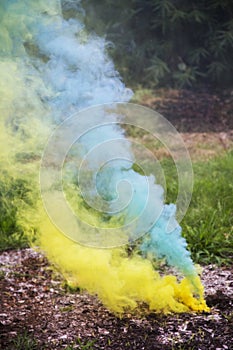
[79,0,233,88]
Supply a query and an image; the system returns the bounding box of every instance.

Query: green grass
[5,332,95,350]
[0,152,232,265]
[65,339,96,350]
[0,170,32,251]
[5,331,39,350]
[165,151,233,265]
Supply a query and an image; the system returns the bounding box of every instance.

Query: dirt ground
[0,249,232,350]
[0,89,233,349]
[135,88,233,160]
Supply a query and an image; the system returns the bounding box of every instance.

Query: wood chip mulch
[0,249,232,350]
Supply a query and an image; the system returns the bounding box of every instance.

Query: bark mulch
[0,249,232,350]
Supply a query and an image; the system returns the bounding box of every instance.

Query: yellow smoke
[0,61,209,316]
[0,2,209,315]
[38,211,209,314]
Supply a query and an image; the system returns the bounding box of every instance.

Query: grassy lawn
[0,172,32,251]
[0,151,232,266]
[165,151,233,265]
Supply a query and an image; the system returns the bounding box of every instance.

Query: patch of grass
[60,305,74,312]
[64,338,96,350]
[131,88,154,103]
[0,231,29,251]
[0,170,32,251]
[62,280,82,294]
[162,151,233,265]
[5,332,96,350]
[0,149,232,266]
[6,331,39,350]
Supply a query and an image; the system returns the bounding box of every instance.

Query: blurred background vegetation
[77,0,233,89]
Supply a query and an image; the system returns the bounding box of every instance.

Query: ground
[0,249,232,350]
[0,89,233,349]
[131,88,233,161]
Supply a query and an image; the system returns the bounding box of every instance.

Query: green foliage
[64,338,96,350]
[145,56,170,85]
[79,0,233,88]
[0,170,32,251]
[76,339,96,350]
[6,332,95,350]
[6,331,39,350]
[62,280,81,293]
[173,66,202,88]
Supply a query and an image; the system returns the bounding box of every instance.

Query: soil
[0,249,232,350]
[134,88,233,160]
[1,89,233,350]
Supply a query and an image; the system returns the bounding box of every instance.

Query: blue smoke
[1,0,196,278]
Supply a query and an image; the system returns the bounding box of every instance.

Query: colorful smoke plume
[0,0,209,313]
